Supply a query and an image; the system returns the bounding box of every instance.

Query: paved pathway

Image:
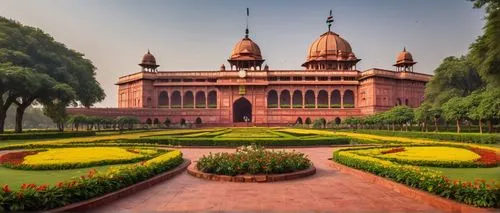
[91,147,442,212]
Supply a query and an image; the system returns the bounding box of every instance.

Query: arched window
[280,90,291,108]
[405,98,409,106]
[305,90,315,108]
[195,91,206,108]
[180,118,186,126]
[158,91,168,107]
[305,117,312,125]
[330,90,341,108]
[396,98,402,106]
[296,117,303,124]
[146,118,152,125]
[343,90,354,108]
[207,91,217,108]
[183,91,194,108]
[292,90,303,108]
[171,91,181,108]
[317,90,328,108]
[267,90,278,108]
[153,118,159,125]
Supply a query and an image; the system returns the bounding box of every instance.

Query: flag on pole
[326,10,333,23]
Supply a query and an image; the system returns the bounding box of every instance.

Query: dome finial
[326,10,334,32]
[147,49,150,54]
[403,46,406,52]
[245,8,250,38]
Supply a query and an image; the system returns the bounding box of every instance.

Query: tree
[473,88,500,133]
[442,97,469,133]
[429,107,442,132]
[0,17,105,133]
[43,101,69,132]
[390,106,414,131]
[164,118,171,128]
[469,0,500,88]
[414,103,432,132]
[67,114,88,131]
[424,56,483,107]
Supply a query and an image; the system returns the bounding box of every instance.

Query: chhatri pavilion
[69,13,431,126]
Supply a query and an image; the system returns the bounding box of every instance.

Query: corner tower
[139,50,159,72]
[393,47,416,72]
[227,8,265,70]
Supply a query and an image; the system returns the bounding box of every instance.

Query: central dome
[230,37,263,60]
[306,31,354,61]
[302,31,360,70]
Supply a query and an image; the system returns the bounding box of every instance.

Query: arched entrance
[233,97,252,122]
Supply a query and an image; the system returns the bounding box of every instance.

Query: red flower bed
[0,151,38,165]
[469,147,499,167]
[381,147,405,154]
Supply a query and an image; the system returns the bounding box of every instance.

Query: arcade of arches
[267,89,355,109]
[157,90,217,109]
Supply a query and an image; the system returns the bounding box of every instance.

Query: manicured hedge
[119,136,350,147]
[333,148,499,208]
[351,130,499,144]
[0,150,183,211]
[0,131,96,141]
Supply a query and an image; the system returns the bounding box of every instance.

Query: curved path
[91,147,442,212]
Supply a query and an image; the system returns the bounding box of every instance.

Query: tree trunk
[0,111,6,134]
[487,120,492,133]
[14,106,25,133]
[456,119,461,133]
[392,122,395,131]
[0,95,16,133]
[479,119,483,134]
[434,118,438,132]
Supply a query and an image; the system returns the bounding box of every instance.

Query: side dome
[230,37,263,60]
[139,50,159,72]
[140,50,157,66]
[396,48,414,64]
[302,31,360,70]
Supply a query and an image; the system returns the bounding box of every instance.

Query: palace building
[69,14,432,126]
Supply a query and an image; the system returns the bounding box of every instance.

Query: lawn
[0,164,117,190]
[424,166,500,182]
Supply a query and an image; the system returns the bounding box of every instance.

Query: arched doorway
[233,97,252,122]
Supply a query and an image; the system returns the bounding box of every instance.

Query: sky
[0,0,486,107]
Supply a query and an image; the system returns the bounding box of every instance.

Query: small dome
[140,50,157,66]
[396,48,414,64]
[306,31,355,62]
[229,38,263,61]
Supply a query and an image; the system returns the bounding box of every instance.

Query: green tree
[473,88,500,133]
[429,107,442,132]
[469,0,500,88]
[414,103,432,132]
[442,97,469,133]
[0,17,105,133]
[424,56,483,107]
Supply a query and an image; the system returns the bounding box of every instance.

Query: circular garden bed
[188,145,315,182]
[0,147,164,170]
[350,145,499,168]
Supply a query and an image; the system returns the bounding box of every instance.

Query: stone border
[329,161,497,213]
[187,162,316,182]
[48,159,191,213]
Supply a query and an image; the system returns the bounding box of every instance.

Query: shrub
[331,104,341,108]
[197,145,311,176]
[280,104,291,108]
[208,104,217,108]
[0,150,183,211]
[343,104,355,108]
[0,131,96,141]
[352,130,499,144]
[292,104,302,108]
[305,104,315,108]
[267,104,278,108]
[333,148,499,207]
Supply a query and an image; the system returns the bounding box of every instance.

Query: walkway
[91,147,442,212]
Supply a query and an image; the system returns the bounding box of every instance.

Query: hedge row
[0,150,184,211]
[332,148,499,208]
[351,130,499,144]
[119,136,351,147]
[0,131,96,141]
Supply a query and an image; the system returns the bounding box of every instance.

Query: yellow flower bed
[278,128,336,136]
[144,150,182,165]
[23,147,143,165]
[383,147,481,162]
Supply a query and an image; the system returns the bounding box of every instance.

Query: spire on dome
[326,10,334,32]
[245,8,250,38]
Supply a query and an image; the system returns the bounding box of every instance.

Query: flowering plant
[197,144,311,176]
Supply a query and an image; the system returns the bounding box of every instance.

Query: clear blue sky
[0,0,485,107]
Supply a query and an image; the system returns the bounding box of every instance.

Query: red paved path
[91,147,442,212]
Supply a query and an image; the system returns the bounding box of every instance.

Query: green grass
[0,164,123,190]
[423,166,500,182]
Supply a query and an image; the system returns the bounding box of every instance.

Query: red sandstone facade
[69,17,432,126]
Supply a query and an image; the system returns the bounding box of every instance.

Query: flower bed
[0,147,163,170]
[351,130,499,144]
[0,150,183,211]
[196,145,311,176]
[332,148,499,207]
